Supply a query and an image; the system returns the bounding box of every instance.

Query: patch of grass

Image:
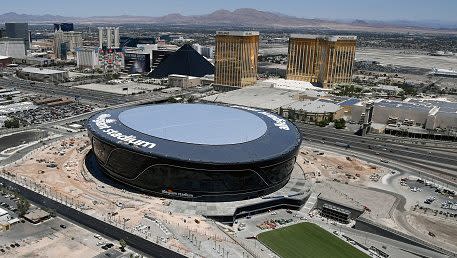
[257,222,369,258]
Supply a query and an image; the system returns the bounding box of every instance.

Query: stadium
[86,103,302,202]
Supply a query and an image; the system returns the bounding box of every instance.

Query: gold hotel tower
[215,31,259,87]
[286,35,357,88]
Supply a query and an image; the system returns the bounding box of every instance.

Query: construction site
[1,134,456,256]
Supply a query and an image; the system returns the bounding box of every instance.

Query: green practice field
[257,222,369,258]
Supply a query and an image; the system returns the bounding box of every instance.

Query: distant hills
[0,9,456,32]
[0,12,71,22]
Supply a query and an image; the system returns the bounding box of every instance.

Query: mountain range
[0,9,456,32]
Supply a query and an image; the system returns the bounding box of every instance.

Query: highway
[296,123,457,187]
[0,75,186,136]
[0,76,132,105]
[301,138,457,255]
[0,76,177,106]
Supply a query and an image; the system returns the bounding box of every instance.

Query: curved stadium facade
[86,103,302,202]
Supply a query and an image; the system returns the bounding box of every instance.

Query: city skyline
[0,1,456,257]
[1,0,457,23]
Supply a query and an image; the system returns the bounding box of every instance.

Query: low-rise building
[12,57,55,66]
[280,100,344,123]
[0,101,37,115]
[0,208,12,231]
[350,98,457,136]
[202,82,343,122]
[23,209,50,224]
[0,55,12,68]
[372,85,404,96]
[337,98,361,119]
[200,74,214,86]
[17,67,69,83]
[168,74,201,88]
[202,84,300,111]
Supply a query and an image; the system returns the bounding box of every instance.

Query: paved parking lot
[0,191,19,211]
[0,214,143,258]
[0,130,48,154]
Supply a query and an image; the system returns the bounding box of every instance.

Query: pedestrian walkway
[301,192,319,214]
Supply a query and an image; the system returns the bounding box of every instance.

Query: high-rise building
[120,36,156,47]
[98,27,120,48]
[54,30,82,60]
[124,52,151,74]
[54,23,74,32]
[5,23,30,49]
[151,49,174,71]
[59,42,69,60]
[97,47,124,73]
[53,30,64,59]
[0,38,26,58]
[215,31,259,87]
[76,47,98,69]
[192,43,215,59]
[286,35,357,89]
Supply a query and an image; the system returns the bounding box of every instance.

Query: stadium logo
[161,189,194,198]
[231,105,290,131]
[93,114,156,149]
[258,112,290,131]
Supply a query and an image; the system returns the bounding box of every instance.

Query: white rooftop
[261,78,330,92]
[283,100,342,113]
[0,101,37,115]
[430,68,457,76]
[203,85,298,110]
[169,74,199,79]
[216,31,259,36]
[21,67,67,75]
[203,83,329,111]
[290,34,357,41]
[373,85,403,92]
[0,208,8,216]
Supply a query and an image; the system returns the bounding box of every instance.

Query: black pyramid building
[148,44,214,79]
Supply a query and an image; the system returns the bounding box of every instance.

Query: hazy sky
[2,0,456,22]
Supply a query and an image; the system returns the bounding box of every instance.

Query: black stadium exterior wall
[86,104,302,202]
[88,133,299,202]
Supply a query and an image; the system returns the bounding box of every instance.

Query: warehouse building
[202,81,341,122]
[168,74,201,88]
[17,67,69,83]
[280,100,344,123]
[349,98,457,138]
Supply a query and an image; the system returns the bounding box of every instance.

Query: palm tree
[119,239,127,252]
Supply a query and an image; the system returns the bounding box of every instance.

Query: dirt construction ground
[3,136,457,255]
[2,135,239,256]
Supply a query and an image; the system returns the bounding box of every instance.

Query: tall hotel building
[286,35,357,88]
[215,31,259,87]
[98,27,120,49]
